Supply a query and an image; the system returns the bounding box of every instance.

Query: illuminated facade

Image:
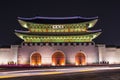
[15,16,100,43]
[0,16,120,66]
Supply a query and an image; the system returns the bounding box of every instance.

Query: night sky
[0,0,120,46]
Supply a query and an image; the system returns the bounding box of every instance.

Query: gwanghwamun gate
[0,16,120,66]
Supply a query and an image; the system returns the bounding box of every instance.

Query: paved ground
[0,66,120,80]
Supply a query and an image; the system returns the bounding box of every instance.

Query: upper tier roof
[18,16,98,24]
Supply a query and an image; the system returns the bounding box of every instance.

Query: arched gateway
[30,53,41,66]
[52,52,65,66]
[75,52,86,65]
[14,16,101,66]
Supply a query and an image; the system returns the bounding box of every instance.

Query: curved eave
[92,32,101,40]
[15,32,24,40]
[18,20,28,28]
[88,19,98,28]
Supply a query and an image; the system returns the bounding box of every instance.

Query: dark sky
[0,0,120,46]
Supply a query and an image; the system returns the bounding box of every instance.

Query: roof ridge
[18,16,98,20]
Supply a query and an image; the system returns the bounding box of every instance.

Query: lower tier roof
[15,31,101,42]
